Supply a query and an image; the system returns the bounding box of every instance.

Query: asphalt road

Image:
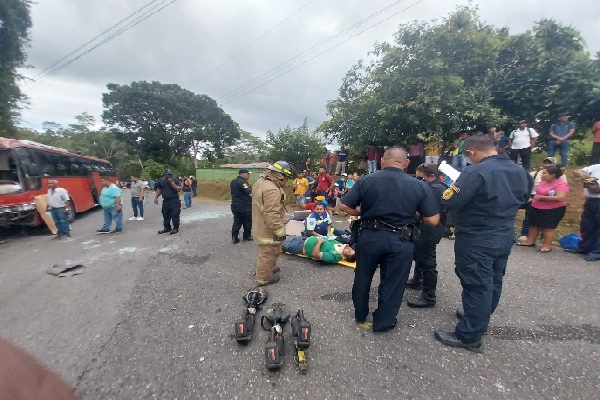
[0,191,599,399]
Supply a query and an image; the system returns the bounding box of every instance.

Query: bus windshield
[0,149,23,195]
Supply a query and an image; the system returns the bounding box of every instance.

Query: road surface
[0,192,598,399]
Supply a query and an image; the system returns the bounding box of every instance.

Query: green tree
[491,19,600,140]
[321,6,505,146]
[320,6,599,148]
[0,0,32,133]
[102,81,239,164]
[140,159,165,181]
[266,119,324,172]
[223,130,269,163]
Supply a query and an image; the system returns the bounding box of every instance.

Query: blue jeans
[102,207,123,231]
[184,192,192,207]
[50,207,70,237]
[452,154,466,171]
[368,160,377,173]
[131,196,144,218]
[547,139,569,166]
[282,237,307,254]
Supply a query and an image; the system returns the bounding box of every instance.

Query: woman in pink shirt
[518,165,569,253]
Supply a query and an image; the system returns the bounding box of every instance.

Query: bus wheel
[67,202,76,223]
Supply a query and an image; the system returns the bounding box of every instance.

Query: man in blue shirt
[335,147,349,175]
[334,174,348,193]
[154,169,182,235]
[548,112,576,166]
[97,177,123,234]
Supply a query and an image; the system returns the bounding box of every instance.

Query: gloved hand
[274,227,287,242]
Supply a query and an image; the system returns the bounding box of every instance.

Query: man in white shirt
[571,164,600,261]
[46,180,71,239]
[508,120,539,171]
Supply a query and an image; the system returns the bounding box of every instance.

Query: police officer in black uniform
[340,147,440,333]
[230,168,253,244]
[434,134,532,353]
[406,164,448,308]
[154,169,182,235]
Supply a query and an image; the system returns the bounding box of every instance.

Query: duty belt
[359,220,420,242]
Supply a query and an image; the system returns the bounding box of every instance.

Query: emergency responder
[253,161,294,286]
[340,147,440,333]
[406,164,448,308]
[231,168,253,244]
[434,134,532,353]
[154,169,182,235]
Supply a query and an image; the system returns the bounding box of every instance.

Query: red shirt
[329,152,338,163]
[368,147,378,161]
[317,173,333,191]
[593,121,600,142]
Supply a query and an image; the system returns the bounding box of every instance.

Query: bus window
[31,149,54,176]
[0,149,23,195]
[69,157,83,176]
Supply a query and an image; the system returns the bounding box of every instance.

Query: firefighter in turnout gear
[253,161,294,286]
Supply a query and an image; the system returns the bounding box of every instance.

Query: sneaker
[136,217,144,221]
[128,217,138,221]
[169,229,179,235]
[110,228,123,233]
[96,229,110,234]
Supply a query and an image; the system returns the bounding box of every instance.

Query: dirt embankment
[197,181,298,206]
[199,178,586,237]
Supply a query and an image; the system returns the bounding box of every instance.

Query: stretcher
[282,251,356,269]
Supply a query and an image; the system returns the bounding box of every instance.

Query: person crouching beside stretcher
[303,201,346,237]
[282,236,356,264]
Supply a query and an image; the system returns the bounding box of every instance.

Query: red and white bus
[0,137,116,228]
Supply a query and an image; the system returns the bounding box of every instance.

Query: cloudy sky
[17,0,600,138]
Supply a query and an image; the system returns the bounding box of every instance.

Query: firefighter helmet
[266,161,294,179]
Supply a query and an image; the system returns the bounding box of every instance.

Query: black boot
[406,264,422,290]
[407,269,437,308]
[232,235,240,244]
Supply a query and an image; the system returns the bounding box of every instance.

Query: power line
[217,0,410,103]
[26,0,178,92]
[190,0,316,88]
[27,0,163,84]
[222,0,425,106]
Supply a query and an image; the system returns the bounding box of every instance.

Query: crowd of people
[43,114,600,353]
[242,122,600,353]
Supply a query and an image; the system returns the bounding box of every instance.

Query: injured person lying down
[282,236,356,264]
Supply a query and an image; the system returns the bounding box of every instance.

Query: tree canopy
[102,81,240,165]
[0,0,32,133]
[320,6,600,147]
[266,119,325,172]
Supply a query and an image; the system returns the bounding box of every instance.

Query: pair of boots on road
[406,264,437,308]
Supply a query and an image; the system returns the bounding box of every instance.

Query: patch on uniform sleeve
[450,183,460,193]
[243,183,249,188]
[442,187,454,200]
